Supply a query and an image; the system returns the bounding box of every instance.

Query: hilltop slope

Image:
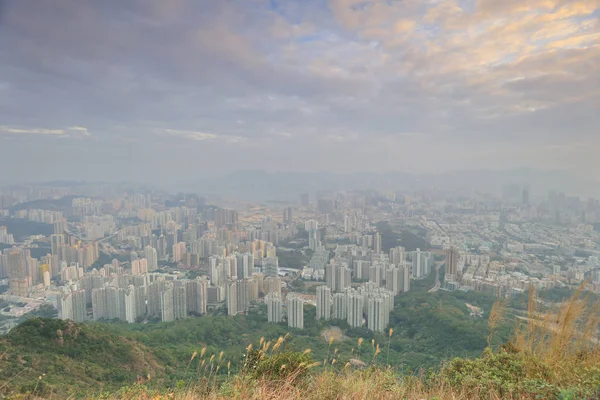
[0,318,164,397]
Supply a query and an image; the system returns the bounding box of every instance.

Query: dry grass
[511,284,600,388]
[89,286,600,399]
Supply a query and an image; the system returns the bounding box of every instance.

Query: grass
[90,284,600,400]
[4,285,600,399]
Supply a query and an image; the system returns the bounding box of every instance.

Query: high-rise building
[399,263,410,292]
[0,226,15,245]
[53,220,67,235]
[316,285,331,320]
[50,234,65,256]
[389,247,405,265]
[411,249,433,278]
[522,184,530,206]
[173,285,187,320]
[317,198,334,214]
[131,258,148,275]
[326,262,336,291]
[264,276,281,295]
[347,290,363,328]
[369,263,383,287]
[59,290,73,321]
[445,247,460,281]
[327,261,352,292]
[92,286,107,320]
[282,206,293,225]
[367,295,388,333]
[305,220,320,251]
[172,242,186,263]
[161,287,175,322]
[147,280,168,316]
[235,252,254,279]
[235,278,250,314]
[338,265,351,292]
[144,246,158,271]
[123,285,138,323]
[263,257,279,277]
[286,293,304,329]
[332,293,347,320]
[265,292,283,323]
[226,280,238,316]
[385,267,400,295]
[8,251,28,297]
[59,287,86,323]
[183,277,208,315]
[374,232,382,254]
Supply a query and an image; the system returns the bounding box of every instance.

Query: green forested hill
[0,318,165,398]
[0,287,511,398]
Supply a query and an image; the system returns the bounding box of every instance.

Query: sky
[0,0,598,183]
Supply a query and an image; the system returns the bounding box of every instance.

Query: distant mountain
[188,168,597,202]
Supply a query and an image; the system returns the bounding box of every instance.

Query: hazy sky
[0,0,598,183]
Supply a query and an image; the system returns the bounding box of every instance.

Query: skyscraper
[374,232,382,254]
[124,285,138,323]
[263,257,279,277]
[332,293,347,320]
[144,246,158,271]
[411,248,433,279]
[385,267,400,295]
[326,262,336,291]
[445,247,460,281]
[282,206,293,225]
[226,280,238,316]
[59,287,86,322]
[399,263,410,292]
[389,247,406,265]
[264,276,281,295]
[346,290,363,328]
[367,296,388,333]
[173,285,187,320]
[8,251,28,297]
[286,294,304,329]
[369,263,383,287]
[316,285,331,320]
[172,242,186,263]
[161,287,175,322]
[265,292,283,323]
[184,277,208,315]
[50,234,65,256]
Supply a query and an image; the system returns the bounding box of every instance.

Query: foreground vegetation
[106,286,600,399]
[0,285,597,399]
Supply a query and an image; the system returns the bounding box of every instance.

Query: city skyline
[1,1,599,182]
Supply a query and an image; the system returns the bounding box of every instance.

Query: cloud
[0,126,65,136]
[0,0,598,182]
[164,129,218,141]
[67,126,92,137]
[0,125,95,139]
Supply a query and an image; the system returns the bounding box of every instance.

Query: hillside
[0,218,54,241]
[0,318,165,397]
[0,286,597,399]
[0,288,508,397]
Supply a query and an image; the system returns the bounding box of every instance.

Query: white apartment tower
[265,292,283,323]
[346,290,363,328]
[286,294,304,329]
[316,285,331,320]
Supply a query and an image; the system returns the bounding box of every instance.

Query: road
[429,262,443,292]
